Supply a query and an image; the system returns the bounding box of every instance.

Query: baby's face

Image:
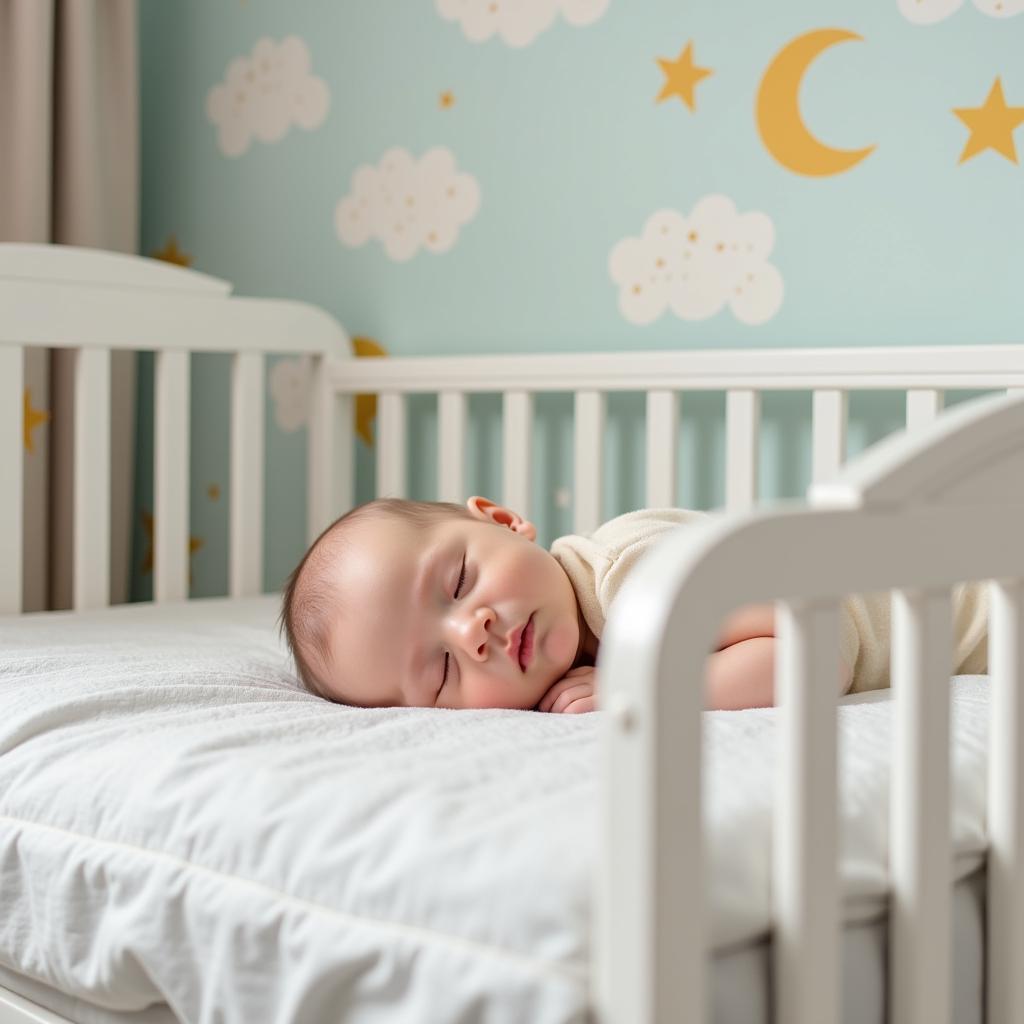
[322,500,583,709]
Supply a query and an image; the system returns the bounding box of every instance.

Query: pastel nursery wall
[132,0,1024,601]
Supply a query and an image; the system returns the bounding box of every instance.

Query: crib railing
[332,348,1024,533]
[597,390,1024,1024]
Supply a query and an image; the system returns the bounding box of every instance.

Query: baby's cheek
[471,675,537,710]
[542,616,578,672]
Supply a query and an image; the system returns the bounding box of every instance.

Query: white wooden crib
[2,243,1024,1024]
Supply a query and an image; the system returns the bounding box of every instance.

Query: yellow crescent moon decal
[756,29,876,177]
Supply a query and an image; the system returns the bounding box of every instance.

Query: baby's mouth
[518,613,535,672]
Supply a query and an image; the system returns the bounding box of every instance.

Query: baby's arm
[705,637,776,709]
[707,602,853,709]
[537,603,853,714]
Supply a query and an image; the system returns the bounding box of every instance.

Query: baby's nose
[453,607,494,660]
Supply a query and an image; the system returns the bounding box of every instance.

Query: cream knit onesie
[549,508,989,694]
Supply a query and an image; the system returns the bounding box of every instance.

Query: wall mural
[954,78,1024,163]
[334,147,481,261]
[898,0,1024,23]
[609,196,783,326]
[206,36,329,158]
[435,0,609,47]
[655,41,712,111]
[756,30,876,177]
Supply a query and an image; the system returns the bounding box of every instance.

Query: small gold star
[953,77,1024,164]
[151,235,193,267]
[207,483,221,501]
[439,91,456,109]
[23,389,50,453]
[656,41,713,112]
[352,336,389,446]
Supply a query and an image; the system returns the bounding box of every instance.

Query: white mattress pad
[0,596,992,1023]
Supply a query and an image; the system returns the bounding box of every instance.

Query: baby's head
[279,496,584,709]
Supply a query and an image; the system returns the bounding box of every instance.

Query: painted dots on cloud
[206,37,329,157]
[609,196,784,327]
[898,0,1023,23]
[335,147,481,262]
[436,0,609,47]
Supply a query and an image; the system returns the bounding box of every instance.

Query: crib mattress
[0,862,989,1024]
[0,596,992,1023]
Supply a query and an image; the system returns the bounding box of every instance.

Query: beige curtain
[0,0,138,610]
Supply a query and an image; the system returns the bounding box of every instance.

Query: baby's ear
[466,496,537,541]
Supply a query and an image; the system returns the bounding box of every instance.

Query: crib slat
[73,348,111,609]
[988,579,1024,1024]
[154,349,190,602]
[230,352,264,597]
[811,389,848,486]
[726,389,760,512]
[335,393,353,516]
[645,390,677,508]
[377,392,406,498]
[775,599,840,1024]
[574,390,605,534]
[906,389,944,432]
[890,588,952,1024]
[0,346,23,614]
[503,390,532,515]
[303,354,335,540]
[438,391,467,503]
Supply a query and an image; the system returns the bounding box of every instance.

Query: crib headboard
[3,242,1024,615]
[0,243,348,614]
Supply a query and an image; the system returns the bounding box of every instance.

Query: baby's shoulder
[591,507,713,544]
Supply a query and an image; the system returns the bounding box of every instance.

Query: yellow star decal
[207,483,221,501]
[151,234,193,267]
[440,91,456,109]
[352,336,389,446]
[656,41,713,112]
[953,77,1024,164]
[140,508,204,585]
[23,389,50,454]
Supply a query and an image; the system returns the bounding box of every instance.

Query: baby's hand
[536,666,598,714]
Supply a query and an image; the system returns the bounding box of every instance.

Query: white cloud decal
[269,356,311,433]
[898,0,1023,22]
[609,196,784,327]
[206,37,329,157]
[436,0,609,47]
[334,147,481,262]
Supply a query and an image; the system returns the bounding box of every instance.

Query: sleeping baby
[279,496,989,713]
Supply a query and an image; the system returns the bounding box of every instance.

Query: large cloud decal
[609,195,784,326]
[206,37,329,157]
[436,0,609,47]
[334,147,481,262]
[898,0,1023,22]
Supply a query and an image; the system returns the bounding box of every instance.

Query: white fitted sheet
[0,596,992,1023]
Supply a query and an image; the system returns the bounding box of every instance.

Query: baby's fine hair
[278,498,473,702]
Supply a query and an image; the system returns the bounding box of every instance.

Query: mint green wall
[133,0,1023,601]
